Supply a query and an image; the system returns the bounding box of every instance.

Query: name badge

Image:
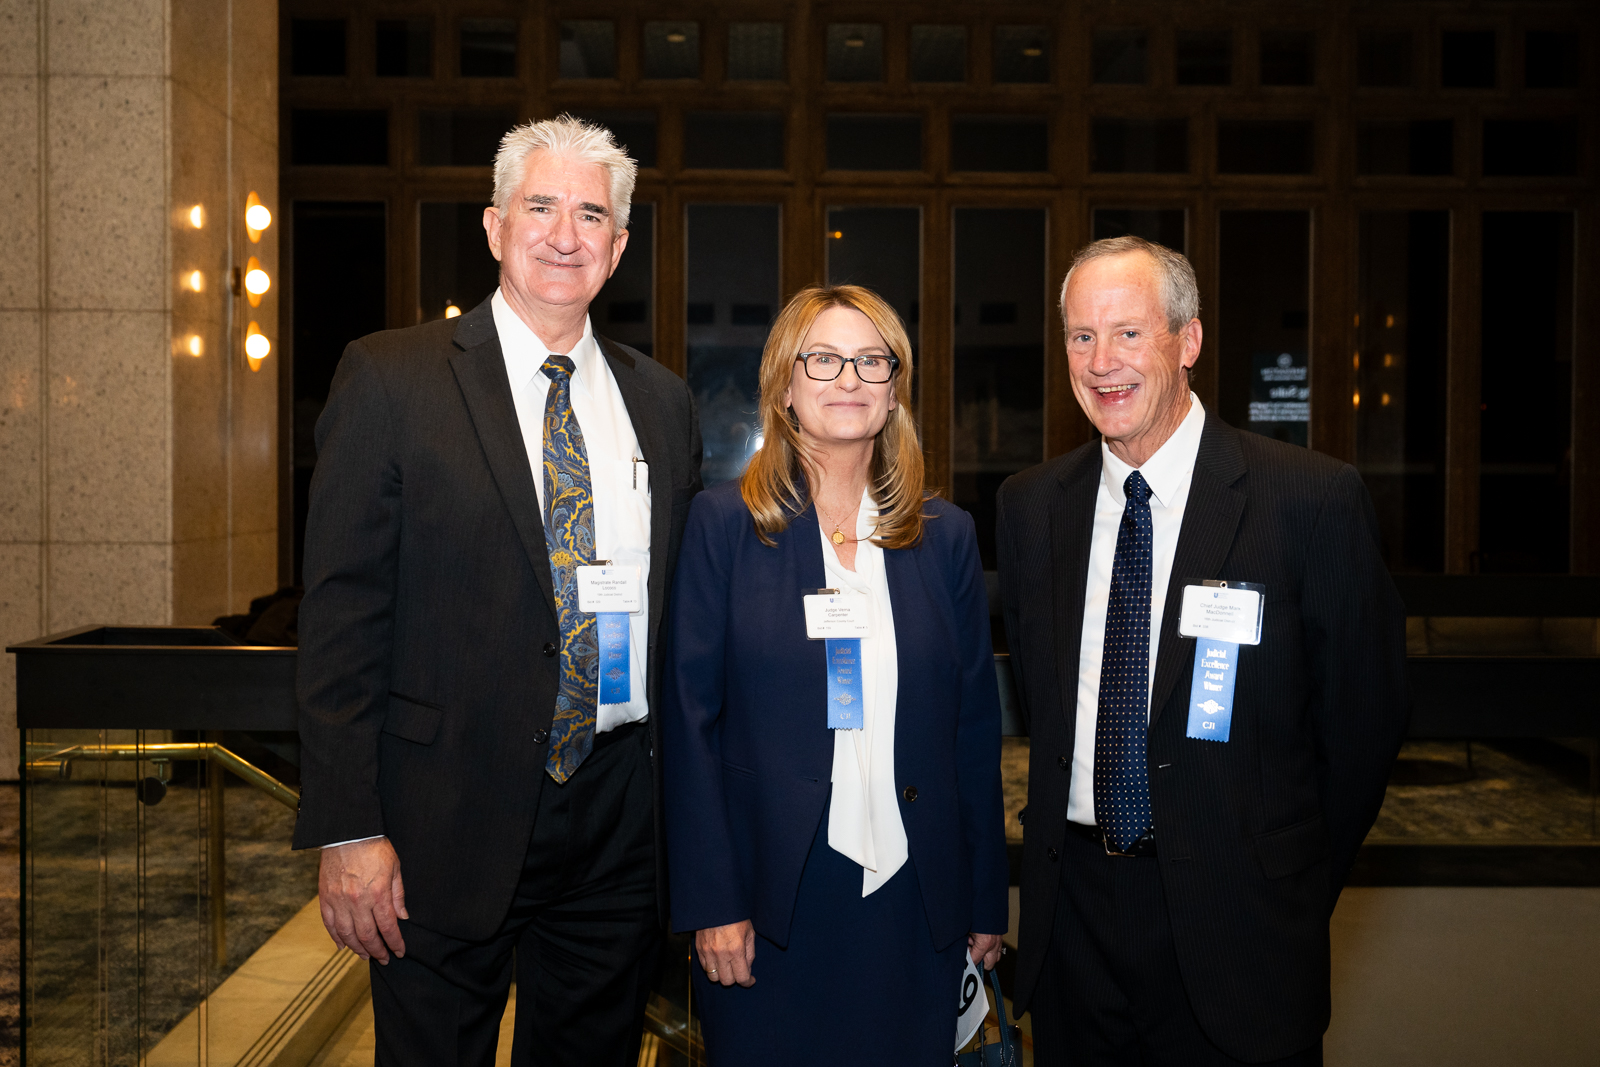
[1177,581,1264,645]
[803,592,871,639]
[576,565,643,614]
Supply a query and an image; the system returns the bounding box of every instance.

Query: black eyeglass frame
[794,351,902,383]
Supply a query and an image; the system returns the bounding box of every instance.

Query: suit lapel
[1148,415,1248,723]
[447,303,558,620]
[597,335,672,642]
[1049,447,1103,739]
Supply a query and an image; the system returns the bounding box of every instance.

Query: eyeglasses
[795,351,900,384]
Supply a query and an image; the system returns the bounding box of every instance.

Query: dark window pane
[950,115,1048,172]
[1092,208,1186,253]
[291,109,388,166]
[1441,30,1495,89]
[418,202,499,323]
[1217,119,1314,174]
[1090,117,1188,173]
[292,201,386,578]
[953,208,1046,567]
[1092,28,1146,84]
[291,19,345,77]
[418,109,514,166]
[910,25,966,82]
[826,114,921,171]
[559,20,615,79]
[1176,29,1231,86]
[687,204,781,486]
[684,112,784,169]
[570,110,658,169]
[1357,30,1412,87]
[827,24,883,82]
[1525,30,1580,89]
[460,18,516,77]
[993,25,1048,84]
[1356,211,1449,572]
[1260,29,1314,86]
[826,207,921,354]
[1357,120,1454,176]
[376,19,432,77]
[1483,120,1580,177]
[729,22,784,80]
[594,203,654,355]
[643,21,699,79]
[1479,213,1574,572]
[1218,211,1311,446]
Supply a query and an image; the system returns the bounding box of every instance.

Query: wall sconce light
[444,301,462,319]
[245,321,270,371]
[187,334,203,357]
[244,256,270,307]
[189,204,205,228]
[245,191,272,242]
[187,270,205,293]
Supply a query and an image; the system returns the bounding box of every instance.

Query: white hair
[492,114,638,232]
[1059,235,1200,335]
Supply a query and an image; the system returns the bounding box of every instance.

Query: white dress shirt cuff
[319,835,383,849]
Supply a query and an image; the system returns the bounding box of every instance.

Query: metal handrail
[24,742,300,811]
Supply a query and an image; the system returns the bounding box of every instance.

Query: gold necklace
[817,495,862,546]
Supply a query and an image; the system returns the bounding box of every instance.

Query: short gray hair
[492,114,638,232]
[1059,236,1200,335]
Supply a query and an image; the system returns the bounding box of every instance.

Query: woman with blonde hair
[662,285,1009,1063]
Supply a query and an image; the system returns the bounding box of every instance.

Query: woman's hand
[968,932,1004,971]
[696,921,757,987]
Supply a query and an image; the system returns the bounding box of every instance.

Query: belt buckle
[1101,834,1138,859]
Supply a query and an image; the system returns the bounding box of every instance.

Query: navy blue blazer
[662,480,1011,951]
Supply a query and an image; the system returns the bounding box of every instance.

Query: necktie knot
[542,355,575,381]
[1123,470,1151,507]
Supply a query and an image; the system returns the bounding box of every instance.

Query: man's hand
[969,932,1004,971]
[319,837,408,964]
[695,920,756,987]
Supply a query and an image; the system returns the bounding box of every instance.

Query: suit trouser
[370,721,662,1067]
[1031,826,1322,1067]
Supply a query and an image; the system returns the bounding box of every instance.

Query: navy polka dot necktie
[1094,470,1154,852]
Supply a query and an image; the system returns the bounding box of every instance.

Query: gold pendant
[831,529,846,545]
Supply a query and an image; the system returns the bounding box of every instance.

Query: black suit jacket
[291,296,702,942]
[997,412,1407,1062]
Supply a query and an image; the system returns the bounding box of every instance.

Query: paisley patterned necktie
[540,355,598,783]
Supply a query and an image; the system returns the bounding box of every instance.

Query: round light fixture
[244,255,270,307]
[444,302,462,319]
[245,192,272,242]
[188,204,204,228]
[187,334,203,357]
[187,270,204,293]
[245,321,271,361]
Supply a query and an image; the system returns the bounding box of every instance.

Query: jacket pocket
[721,759,757,780]
[383,691,443,745]
[1254,813,1328,879]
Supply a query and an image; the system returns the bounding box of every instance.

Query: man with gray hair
[997,236,1406,1064]
[293,114,701,1064]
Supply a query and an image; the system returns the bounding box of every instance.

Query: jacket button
[1058,755,1069,770]
[542,642,558,657]
[902,786,918,802]
[532,729,548,745]
[1047,847,1060,862]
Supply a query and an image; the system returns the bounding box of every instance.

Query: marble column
[0,0,279,775]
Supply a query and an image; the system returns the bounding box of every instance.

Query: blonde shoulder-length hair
[740,285,930,549]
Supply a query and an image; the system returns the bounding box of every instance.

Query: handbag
[954,967,1019,1067]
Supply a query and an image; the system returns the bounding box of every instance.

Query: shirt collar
[491,287,601,392]
[1100,392,1205,508]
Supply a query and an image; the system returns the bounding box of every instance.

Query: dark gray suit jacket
[997,412,1407,1061]
[291,295,702,941]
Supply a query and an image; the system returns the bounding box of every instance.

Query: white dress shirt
[493,289,652,734]
[1067,393,1206,826]
[821,493,908,897]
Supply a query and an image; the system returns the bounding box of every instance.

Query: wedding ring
[709,967,718,976]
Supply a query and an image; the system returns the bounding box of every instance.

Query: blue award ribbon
[1185,640,1238,742]
[826,638,862,729]
[597,612,630,705]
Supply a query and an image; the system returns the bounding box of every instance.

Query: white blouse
[821,492,908,897]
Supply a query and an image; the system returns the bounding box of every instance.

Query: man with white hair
[293,115,701,1064]
[997,237,1407,1065]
